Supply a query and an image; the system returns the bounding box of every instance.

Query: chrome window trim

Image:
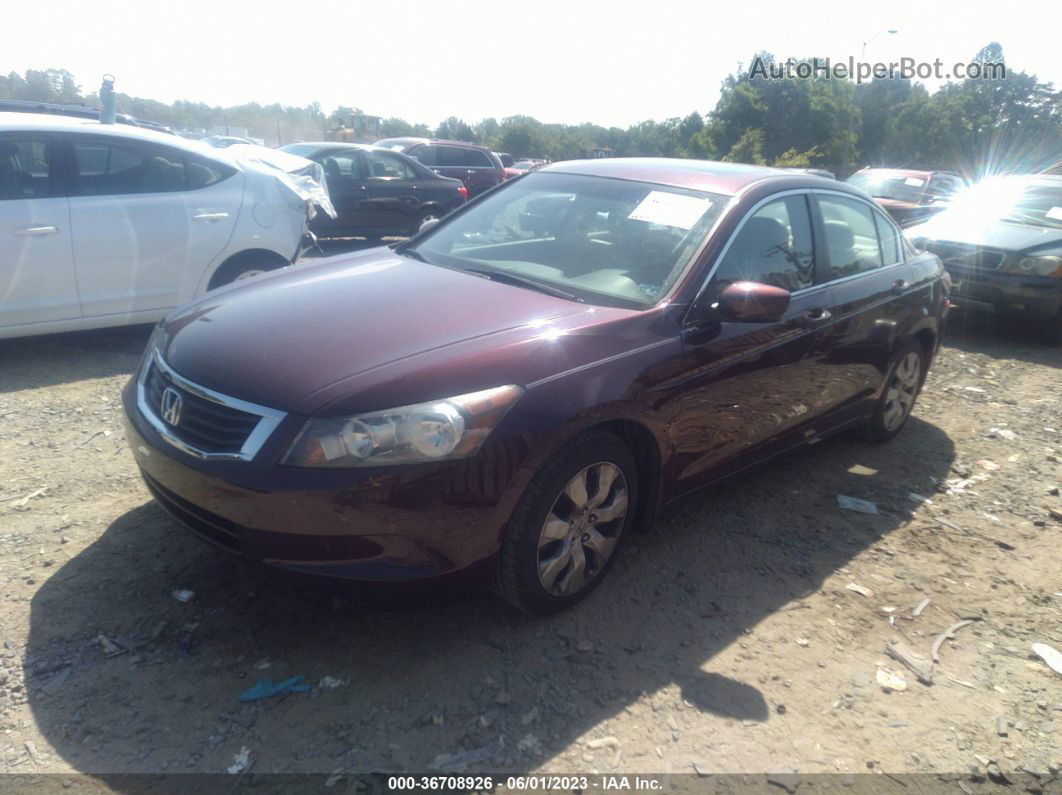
[690,187,913,310]
[691,188,816,302]
[136,350,286,462]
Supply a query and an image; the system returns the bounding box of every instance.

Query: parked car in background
[0,112,332,339]
[200,135,256,148]
[495,151,525,179]
[846,168,965,227]
[373,137,505,198]
[122,158,948,614]
[785,167,835,179]
[513,158,548,171]
[907,174,1062,344]
[279,142,466,237]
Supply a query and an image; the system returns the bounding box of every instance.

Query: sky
[4,0,1058,129]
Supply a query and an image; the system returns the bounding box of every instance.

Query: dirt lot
[1,307,1061,790]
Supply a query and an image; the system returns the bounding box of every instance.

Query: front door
[313,149,373,235]
[665,192,834,494]
[0,131,80,330]
[361,150,421,234]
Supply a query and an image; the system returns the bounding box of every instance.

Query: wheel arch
[203,248,291,292]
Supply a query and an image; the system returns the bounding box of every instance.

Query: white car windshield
[410,172,727,307]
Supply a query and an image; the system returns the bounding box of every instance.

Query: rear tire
[492,432,637,614]
[415,209,442,234]
[856,341,925,442]
[207,252,288,290]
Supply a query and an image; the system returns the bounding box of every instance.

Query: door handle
[891,279,909,295]
[798,308,833,328]
[12,226,60,236]
[192,212,230,222]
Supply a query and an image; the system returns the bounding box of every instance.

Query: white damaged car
[0,112,334,339]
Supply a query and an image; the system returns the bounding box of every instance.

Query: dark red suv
[374,137,505,198]
[123,159,950,614]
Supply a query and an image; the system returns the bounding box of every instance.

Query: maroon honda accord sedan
[122,158,950,613]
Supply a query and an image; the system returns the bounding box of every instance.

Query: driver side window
[706,195,814,301]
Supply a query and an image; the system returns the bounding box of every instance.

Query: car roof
[853,167,958,179]
[0,111,236,163]
[541,157,847,197]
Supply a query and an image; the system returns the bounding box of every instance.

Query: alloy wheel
[883,351,921,431]
[418,214,441,232]
[536,462,628,597]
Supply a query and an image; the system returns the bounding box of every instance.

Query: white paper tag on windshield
[1046,206,1062,221]
[904,177,926,187]
[628,191,713,230]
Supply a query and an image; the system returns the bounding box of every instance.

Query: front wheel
[493,432,637,614]
[857,341,925,442]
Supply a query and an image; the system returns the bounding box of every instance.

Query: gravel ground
[1,306,1060,791]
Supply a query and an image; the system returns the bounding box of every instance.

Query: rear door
[810,192,926,422]
[668,191,834,493]
[68,135,242,317]
[460,147,502,197]
[0,131,79,329]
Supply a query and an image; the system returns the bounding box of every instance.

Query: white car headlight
[1018,255,1062,277]
[283,385,524,468]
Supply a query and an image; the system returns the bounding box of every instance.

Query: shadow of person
[23,416,953,785]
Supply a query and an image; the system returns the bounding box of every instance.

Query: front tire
[857,341,925,442]
[493,432,637,614]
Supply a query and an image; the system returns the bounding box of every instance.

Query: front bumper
[945,266,1062,321]
[121,380,525,581]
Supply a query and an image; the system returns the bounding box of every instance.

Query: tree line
[2,42,1058,178]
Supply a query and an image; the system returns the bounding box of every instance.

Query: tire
[1039,310,1062,347]
[493,431,638,614]
[414,209,442,234]
[207,252,287,290]
[856,340,926,442]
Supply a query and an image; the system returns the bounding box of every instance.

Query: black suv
[373,138,505,198]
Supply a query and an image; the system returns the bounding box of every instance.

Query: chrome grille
[136,352,285,461]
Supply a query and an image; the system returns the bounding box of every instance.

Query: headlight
[1016,255,1062,277]
[283,385,524,468]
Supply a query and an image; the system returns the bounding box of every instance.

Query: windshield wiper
[463,267,584,302]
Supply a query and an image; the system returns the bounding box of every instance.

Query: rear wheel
[857,341,925,442]
[415,209,442,234]
[207,251,288,290]
[493,432,637,614]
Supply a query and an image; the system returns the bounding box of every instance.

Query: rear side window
[818,195,884,278]
[437,146,466,167]
[463,148,494,167]
[874,211,904,265]
[0,136,57,200]
[708,195,815,297]
[72,139,234,196]
[410,145,437,167]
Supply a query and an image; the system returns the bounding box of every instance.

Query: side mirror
[717,282,791,323]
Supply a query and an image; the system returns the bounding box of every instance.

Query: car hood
[907,217,1062,253]
[160,248,637,416]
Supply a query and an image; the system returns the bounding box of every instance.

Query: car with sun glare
[846,168,966,227]
[907,174,1062,344]
[122,158,949,613]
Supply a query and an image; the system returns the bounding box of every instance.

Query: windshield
[937,178,1062,230]
[409,172,728,308]
[846,171,927,203]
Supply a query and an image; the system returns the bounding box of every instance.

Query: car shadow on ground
[24,416,954,783]
[944,310,1061,368]
[0,325,154,394]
